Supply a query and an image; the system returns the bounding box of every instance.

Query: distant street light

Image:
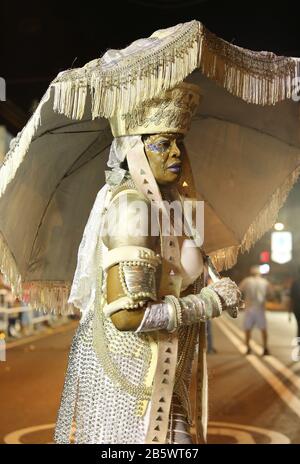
[274,222,285,231]
[260,264,270,274]
[271,231,292,264]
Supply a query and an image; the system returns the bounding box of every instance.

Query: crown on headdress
[109,82,200,137]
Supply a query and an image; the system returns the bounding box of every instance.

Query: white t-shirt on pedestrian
[239,276,270,311]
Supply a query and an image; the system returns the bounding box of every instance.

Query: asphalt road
[0,313,299,444]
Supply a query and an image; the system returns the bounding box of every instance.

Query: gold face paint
[143,133,184,186]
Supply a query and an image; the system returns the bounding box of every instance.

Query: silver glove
[135,286,223,333]
[209,277,242,318]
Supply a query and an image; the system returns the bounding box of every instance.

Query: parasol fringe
[0,231,22,297]
[52,20,300,120]
[24,281,74,315]
[210,165,300,272]
[53,26,200,120]
[198,27,298,107]
[0,230,73,314]
[210,246,240,272]
[0,87,51,199]
[0,229,73,314]
[241,165,300,253]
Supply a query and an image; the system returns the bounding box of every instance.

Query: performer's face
[143,133,183,185]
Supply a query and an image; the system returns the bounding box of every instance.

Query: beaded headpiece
[109,82,201,137]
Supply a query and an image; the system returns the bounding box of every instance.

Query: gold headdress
[109,82,201,137]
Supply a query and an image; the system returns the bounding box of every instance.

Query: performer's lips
[167,163,181,173]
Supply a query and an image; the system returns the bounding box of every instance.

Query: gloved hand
[136,283,225,333]
[208,277,242,318]
[135,278,242,333]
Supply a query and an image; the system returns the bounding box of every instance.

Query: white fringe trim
[210,165,300,271]
[241,165,300,252]
[24,281,74,315]
[52,20,300,121]
[210,246,240,272]
[0,231,73,314]
[0,231,22,297]
[0,88,51,199]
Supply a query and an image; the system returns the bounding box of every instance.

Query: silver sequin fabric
[54,310,199,444]
[54,311,149,444]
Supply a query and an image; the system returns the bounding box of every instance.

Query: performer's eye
[157,139,172,148]
[160,141,171,149]
[146,141,170,153]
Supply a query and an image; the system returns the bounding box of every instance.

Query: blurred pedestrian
[7,298,22,338]
[239,266,273,356]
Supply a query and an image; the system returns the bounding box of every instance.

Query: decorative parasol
[1,20,300,312]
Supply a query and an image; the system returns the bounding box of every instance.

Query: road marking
[4,421,290,444]
[4,423,55,444]
[207,426,255,444]
[208,422,290,444]
[1,322,77,351]
[215,318,300,419]
[222,316,300,391]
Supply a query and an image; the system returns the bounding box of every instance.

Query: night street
[2,0,300,451]
[1,313,299,444]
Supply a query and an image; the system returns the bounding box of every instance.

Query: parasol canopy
[1,20,300,312]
